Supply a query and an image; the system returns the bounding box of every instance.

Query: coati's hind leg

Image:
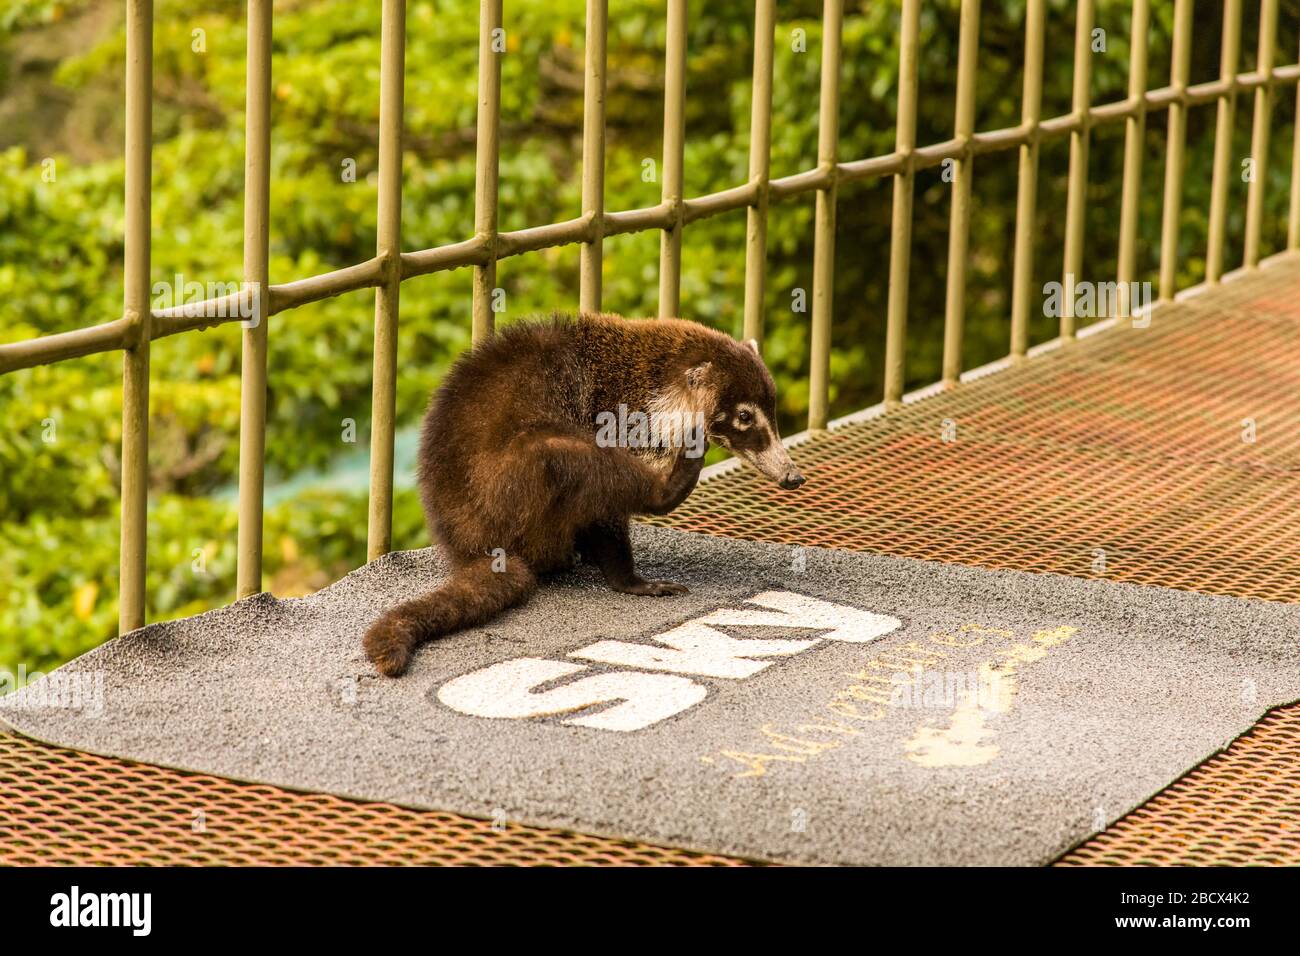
[495,426,703,596]
[576,518,689,597]
[510,424,703,524]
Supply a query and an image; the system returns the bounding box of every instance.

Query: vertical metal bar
[743,0,776,347]
[1060,0,1095,341]
[1158,0,1193,302]
[1291,29,1300,251]
[472,0,503,342]
[236,0,272,599]
[579,0,608,314]
[367,0,406,562]
[1244,0,1278,269]
[881,0,919,410]
[1206,0,1241,285]
[658,0,688,318]
[1010,0,1045,361]
[941,0,981,388]
[1116,0,1150,322]
[808,0,843,428]
[118,0,152,633]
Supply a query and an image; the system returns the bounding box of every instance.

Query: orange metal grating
[661,271,1300,603]
[0,731,746,866]
[1057,704,1300,866]
[3,261,1300,866]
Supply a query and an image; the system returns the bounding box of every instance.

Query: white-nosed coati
[363,312,805,676]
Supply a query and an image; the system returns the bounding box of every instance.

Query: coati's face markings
[694,339,806,491]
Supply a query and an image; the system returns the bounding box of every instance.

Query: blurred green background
[2,0,1297,674]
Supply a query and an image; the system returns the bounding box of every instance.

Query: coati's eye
[736,409,753,425]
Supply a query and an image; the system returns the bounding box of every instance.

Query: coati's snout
[729,423,805,489]
[697,337,806,491]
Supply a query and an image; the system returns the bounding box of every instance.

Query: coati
[363,312,806,677]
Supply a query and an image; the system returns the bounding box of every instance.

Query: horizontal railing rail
[11,58,1300,376]
[2,1,1298,635]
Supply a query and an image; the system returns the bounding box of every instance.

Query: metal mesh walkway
[3,260,1298,866]
[663,268,1300,602]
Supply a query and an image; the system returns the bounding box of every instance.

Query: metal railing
[2,1,1298,635]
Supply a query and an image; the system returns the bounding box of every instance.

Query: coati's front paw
[645,451,705,514]
[364,615,417,677]
[614,578,690,597]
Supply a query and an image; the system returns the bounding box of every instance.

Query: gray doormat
[4,525,1299,866]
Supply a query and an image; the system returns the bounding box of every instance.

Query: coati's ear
[746,338,760,355]
[685,362,712,388]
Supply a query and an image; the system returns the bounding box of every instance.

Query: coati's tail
[363,555,536,677]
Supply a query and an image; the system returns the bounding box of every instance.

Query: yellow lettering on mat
[700,624,1079,779]
[904,626,1078,768]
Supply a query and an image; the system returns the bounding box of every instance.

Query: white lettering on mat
[436,591,902,732]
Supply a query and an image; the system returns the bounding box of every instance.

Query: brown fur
[363,312,800,676]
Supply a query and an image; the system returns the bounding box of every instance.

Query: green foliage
[1,485,428,674]
[2,0,1298,675]
[0,0,88,34]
